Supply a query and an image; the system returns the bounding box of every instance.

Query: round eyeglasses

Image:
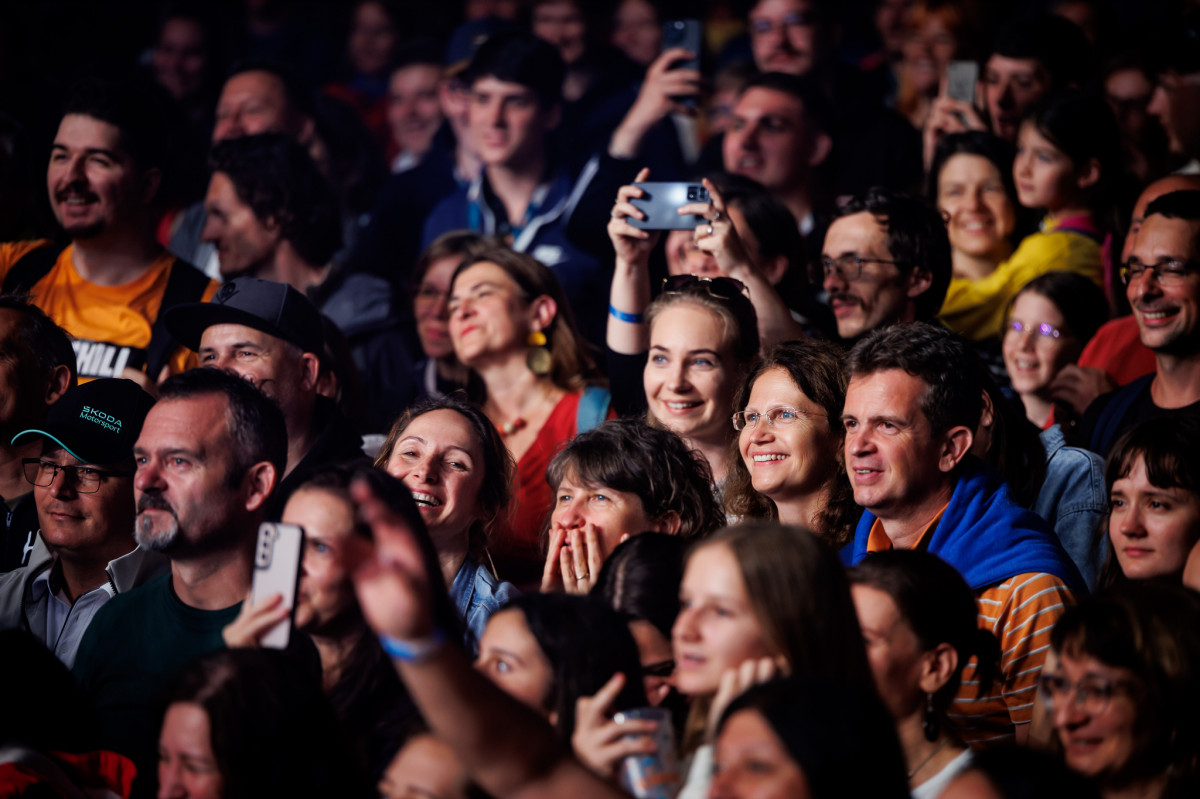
[22,459,133,494]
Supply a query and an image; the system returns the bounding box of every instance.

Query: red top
[1077,315,1156,387]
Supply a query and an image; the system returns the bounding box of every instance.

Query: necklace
[499,417,527,437]
[907,737,950,780]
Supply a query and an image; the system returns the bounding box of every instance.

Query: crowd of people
[2,0,1200,797]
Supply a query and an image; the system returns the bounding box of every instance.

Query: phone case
[628,182,710,230]
[662,20,701,107]
[946,61,979,105]
[251,522,305,650]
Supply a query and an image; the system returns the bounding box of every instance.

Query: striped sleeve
[951,573,1075,747]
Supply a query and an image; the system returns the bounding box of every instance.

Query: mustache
[137,493,176,516]
[54,181,98,203]
[828,292,861,306]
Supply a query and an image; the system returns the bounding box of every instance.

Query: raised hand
[572,673,659,776]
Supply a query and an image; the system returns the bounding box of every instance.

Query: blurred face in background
[611,0,661,66]
[153,17,210,101]
[348,1,398,76]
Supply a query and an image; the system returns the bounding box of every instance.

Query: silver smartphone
[250,522,305,650]
[946,60,978,104]
[628,182,710,230]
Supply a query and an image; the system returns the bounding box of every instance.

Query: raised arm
[607,167,660,355]
[346,478,628,799]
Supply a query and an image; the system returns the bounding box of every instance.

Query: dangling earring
[526,330,551,376]
[923,692,939,742]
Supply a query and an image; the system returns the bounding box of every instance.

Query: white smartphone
[250,522,305,650]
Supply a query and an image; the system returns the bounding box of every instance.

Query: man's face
[47,114,146,240]
[0,309,51,440]
[822,211,923,340]
[722,87,816,194]
[152,17,209,101]
[133,395,248,557]
[213,70,298,143]
[198,323,312,412]
[200,172,279,281]
[983,55,1051,141]
[1147,70,1200,158]
[749,0,822,75]
[532,0,587,67]
[842,369,953,520]
[468,76,555,170]
[1125,213,1200,355]
[34,444,135,560]
[387,64,444,158]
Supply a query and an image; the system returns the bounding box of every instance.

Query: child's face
[1013,120,1088,214]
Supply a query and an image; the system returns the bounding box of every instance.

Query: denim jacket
[449,557,517,655]
[1036,425,1108,593]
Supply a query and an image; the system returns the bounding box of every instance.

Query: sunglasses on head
[661,274,748,301]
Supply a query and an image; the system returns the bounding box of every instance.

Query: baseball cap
[162,277,325,355]
[444,17,518,77]
[11,378,155,465]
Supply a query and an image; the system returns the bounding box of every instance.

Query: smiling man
[843,323,1081,746]
[817,187,950,342]
[0,79,216,383]
[1078,191,1200,456]
[0,378,162,667]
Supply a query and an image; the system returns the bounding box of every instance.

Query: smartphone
[946,60,978,105]
[628,182,710,230]
[662,19,702,108]
[250,522,305,650]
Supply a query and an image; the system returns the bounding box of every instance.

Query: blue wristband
[379,628,446,662]
[609,304,644,324]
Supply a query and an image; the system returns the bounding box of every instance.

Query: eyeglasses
[807,254,902,285]
[732,406,827,431]
[22,458,133,494]
[642,659,675,678]
[1119,259,1200,285]
[1037,673,1138,716]
[661,274,748,301]
[749,11,820,35]
[1006,320,1068,340]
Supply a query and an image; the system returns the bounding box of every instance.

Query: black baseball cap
[162,277,324,355]
[11,378,155,465]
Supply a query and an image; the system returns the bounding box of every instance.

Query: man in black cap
[0,378,163,667]
[163,277,364,513]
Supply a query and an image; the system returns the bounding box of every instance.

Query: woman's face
[1109,456,1200,580]
[532,0,587,67]
[665,229,721,277]
[673,543,773,697]
[611,0,661,66]
[448,261,537,367]
[938,153,1017,262]
[549,466,662,561]
[414,255,461,361]
[1047,652,1141,781]
[710,709,811,799]
[153,18,209,101]
[851,584,928,721]
[630,619,675,707]
[158,702,222,799]
[902,15,957,96]
[645,303,739,447]
[385,409,488,544]
[348,1,398,76]
[475,608,554,715]
[1014,120,1081,213]
[283,488,357,633]
[738,367,840,506]
[378,734,468,799]
[1002,291,1079,398]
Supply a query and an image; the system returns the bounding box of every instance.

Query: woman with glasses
[447,245,612,588]
[607,171,762,486]
[1041,582,1200,798]
[724,340,858,547]
[1002,272,1109,429]
[849,550,1001,798]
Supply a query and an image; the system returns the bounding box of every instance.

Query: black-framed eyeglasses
[661,274,748,301]
[807,254,902,284]
[1006,320,1069,340]
[732,406,827,431]
[1119,259,1200,285]
[1037,673,1138,716]
[642,659,675,678]
[22,459,133,494]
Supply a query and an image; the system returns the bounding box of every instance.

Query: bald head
[1124,174,1200,261]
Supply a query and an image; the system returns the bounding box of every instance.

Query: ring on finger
[712,209,722,222]
[611,209,621,218]
[706,223,714,236]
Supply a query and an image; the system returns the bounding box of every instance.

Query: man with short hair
[843,322,1080,745]
[0,79,217,383]
[1078,190,1200,455]
[0,378,164,667]
[163,277,364,506]
[422,30,610,343]
[1147,11,1200,174]
[722,72,832,237]
[72,368,286,789]
[0,297,76,572]
[817,187,951,342]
